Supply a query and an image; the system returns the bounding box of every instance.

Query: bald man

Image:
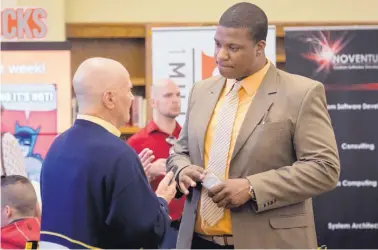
[128,78,183,248]
[39,58,177,249]
[1,175,41,249]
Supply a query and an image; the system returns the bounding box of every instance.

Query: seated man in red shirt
[128,78,184,249]
[1,175,41,249]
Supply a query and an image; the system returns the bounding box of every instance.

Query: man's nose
[173,95,180,102]
[216,47,229,61]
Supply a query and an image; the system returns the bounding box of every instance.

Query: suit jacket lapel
[231,64,278,160]
[196,77,226,161]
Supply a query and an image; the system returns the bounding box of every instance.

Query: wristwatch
[247,182,257,201]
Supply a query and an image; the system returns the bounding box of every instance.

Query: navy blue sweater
[40,119,170,249]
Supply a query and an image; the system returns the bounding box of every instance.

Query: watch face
[165,136,177,145]
[169,147,175,155]
[249,186,256,200]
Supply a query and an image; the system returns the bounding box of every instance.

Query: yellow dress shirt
[76,114,121,137]
[195,60,271,236]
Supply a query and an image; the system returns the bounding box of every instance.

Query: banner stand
[284,26,378,249]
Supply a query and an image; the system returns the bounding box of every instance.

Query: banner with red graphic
[284,26,378,249]
[150,26,276,125]
[1,42,71,185]
[1,84,57,182]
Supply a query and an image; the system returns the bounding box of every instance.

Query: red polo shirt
[1,217,40,249]
[127,121,185,221]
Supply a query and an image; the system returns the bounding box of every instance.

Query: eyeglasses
[165,136,177,146]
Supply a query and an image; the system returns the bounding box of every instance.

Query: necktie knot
[229,81,242,95]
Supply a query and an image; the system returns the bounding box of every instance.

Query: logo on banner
[201,51,218,79]
[285,26,378,249]
[300,31,378,74]
[1,7,48,40]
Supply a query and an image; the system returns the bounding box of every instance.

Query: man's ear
[150,98,157,108]
[4,205,12,218]
[256,40,266,57]
[102,91,116,109]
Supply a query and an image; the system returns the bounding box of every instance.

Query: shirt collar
[146,120,181,137]
[225,59,271,96]
[76,114,121,137]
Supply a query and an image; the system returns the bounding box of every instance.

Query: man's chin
[219,68,238,79]
[166,113,180,119]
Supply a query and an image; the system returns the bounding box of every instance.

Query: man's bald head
[1,175,37,226]
[73,57,129,107]
[219,2,268,43]
[151,79,181,119]
[73,57,134,127]
[151,78,178,99]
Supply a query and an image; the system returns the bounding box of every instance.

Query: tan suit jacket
[167,64,340,249]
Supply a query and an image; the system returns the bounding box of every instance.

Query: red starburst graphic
[301,31,354,74]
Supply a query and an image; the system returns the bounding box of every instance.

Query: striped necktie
[200,80,242,226]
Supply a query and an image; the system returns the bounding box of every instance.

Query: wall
[65,0,378,23]
[3,0,375,39]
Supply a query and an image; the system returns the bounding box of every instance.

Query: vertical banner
[284,26,378,249]
[1,43,71,186]
[1,83,57,182]
[150,25,276,125]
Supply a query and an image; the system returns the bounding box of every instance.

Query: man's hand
[155,171,177,204]
[178,165,206,195]
[208,178,251,209]
[149,158,167,179]
[138,148,154,180]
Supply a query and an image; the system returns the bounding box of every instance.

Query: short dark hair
[1,175,37,216]
[219,2,268,43]
[1,174,31,186]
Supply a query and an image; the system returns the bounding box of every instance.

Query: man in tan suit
[167,2,340,249]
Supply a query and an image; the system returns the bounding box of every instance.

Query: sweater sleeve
[104,151,170,249]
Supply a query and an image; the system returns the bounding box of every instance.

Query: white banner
[151,25,276,125]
